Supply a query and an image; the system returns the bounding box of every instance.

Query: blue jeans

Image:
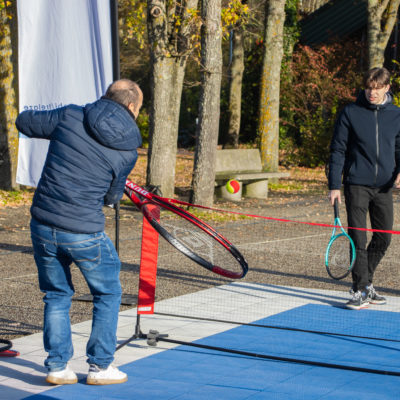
[30,218,122,372]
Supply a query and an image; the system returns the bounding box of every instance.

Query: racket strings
[143,204,246,277]
[326,234,353,278]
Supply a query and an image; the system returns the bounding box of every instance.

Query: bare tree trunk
[258,0,286,172]
[146,0,198,197]
[224,27,244,149]
[191,0,222,206]
[147,57,186,196]
[0,2,19,190]
[367,0,400,69]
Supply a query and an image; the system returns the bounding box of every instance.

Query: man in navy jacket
[329,67,400,310]
[16,79,142,385]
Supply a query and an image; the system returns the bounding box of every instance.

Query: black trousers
[344,185,393,292]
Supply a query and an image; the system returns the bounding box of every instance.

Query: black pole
[110,0,121,251]
[147,332,400,377]
[110,0,120,81]
[116,314,145,351]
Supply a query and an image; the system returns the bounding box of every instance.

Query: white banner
[16,0,113,187]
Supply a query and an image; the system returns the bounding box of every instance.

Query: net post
[137,208,160,315]
[116,207,164,351]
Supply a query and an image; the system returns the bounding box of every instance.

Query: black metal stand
[116,314,146,351]
[116,314,168,351]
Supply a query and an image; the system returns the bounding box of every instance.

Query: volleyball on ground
[226,179,240,194]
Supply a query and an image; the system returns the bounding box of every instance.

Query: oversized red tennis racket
[124,179,248,279]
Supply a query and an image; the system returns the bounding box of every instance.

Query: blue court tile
[113,378,204,399]
[276,368,361,398]
[320,387,396,400]
[192,360,258,378]
[265,383,330,399]
[126,356,192,372]
[347,373,400,396]
[27,378,204,400]
[24,376,145,400]
[210,361,312,391]
[260,304,400,340]
[335,346,400,371]
[245,390,321,400]
[172,384,258,400]
[147,346,219,362]
[118,363,165,378]
[155,367,222,385]
[195,354,259,369]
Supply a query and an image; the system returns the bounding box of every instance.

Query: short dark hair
[363,67,391,88]
[104,79,141,108]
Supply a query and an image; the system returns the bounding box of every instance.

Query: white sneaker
[46,365,78,385]
[86,364,128,385]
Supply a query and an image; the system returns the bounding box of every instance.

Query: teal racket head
[325,199,356,280]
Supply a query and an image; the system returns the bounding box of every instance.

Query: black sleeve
[328,108,351,190]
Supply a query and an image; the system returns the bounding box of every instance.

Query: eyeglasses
[365,85,388,90]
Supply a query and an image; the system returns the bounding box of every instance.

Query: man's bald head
[104,79,143,118]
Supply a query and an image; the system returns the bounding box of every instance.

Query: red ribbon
[166,198,400,235]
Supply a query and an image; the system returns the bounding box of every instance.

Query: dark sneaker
[366,284,386,305]
[345,290,369,310]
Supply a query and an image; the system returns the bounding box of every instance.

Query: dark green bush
[279,41,363,167]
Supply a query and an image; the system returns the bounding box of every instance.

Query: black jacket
[16,98,142,233]
[328,91,400,190]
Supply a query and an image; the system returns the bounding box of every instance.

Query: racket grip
[333,198,339,219]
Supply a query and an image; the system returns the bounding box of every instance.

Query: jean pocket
[68,243,101,272]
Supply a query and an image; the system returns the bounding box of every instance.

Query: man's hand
[394,173,400,189]
[329,189,341,206]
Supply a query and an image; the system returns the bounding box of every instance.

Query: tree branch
[378,0,391,17]
[381,0,400,43]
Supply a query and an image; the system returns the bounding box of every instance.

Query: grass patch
[0,189,34,207]
[121,199,248,222]
[182,208,250,223]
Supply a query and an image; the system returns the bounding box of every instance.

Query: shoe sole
[345,303,370,310]
[46,376,78,385]
[86,376,128,385]
[369,299,386,305]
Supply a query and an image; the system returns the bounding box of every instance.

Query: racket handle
[333,198,339,219]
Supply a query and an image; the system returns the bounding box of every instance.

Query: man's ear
[128,103,137,118]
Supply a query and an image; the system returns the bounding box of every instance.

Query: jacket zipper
[375,107,379,184]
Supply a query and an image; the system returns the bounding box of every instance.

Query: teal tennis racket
[325,199,356,280]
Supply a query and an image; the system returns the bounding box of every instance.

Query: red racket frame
[124,179,248,279]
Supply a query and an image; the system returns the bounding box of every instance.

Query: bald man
[16,79,143,385]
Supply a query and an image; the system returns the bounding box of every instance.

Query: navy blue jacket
[329,91,400,190]
[16,98,142,233]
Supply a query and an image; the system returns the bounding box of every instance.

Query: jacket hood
[83,98,142,151]
[356,90,393,110]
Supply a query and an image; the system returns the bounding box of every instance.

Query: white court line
[237,232,329,248]
[2,273,37,280]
